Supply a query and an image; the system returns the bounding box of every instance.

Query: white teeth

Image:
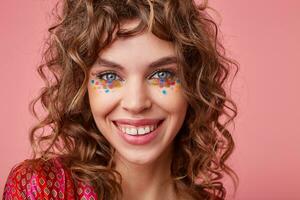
[150,125,154,132]
[117,124,159,136]
[125,128,135,135]
[137,128,145,135]
[130,128,138,135]
[145,126,150,133]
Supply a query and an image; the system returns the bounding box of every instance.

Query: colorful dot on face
[114,81,122,87]
[149,79,159,86]
[108,83,113,89]
[173,84,180,92]
[90,74,123,94]
[170,80,176,86]
[148,77,181,95]
[100,80,106,84]
[165,80,170,87]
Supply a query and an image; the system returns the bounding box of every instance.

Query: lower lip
[115,121,163,145]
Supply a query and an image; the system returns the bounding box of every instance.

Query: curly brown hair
[29,0,239,199]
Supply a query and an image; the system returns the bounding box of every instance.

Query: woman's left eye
[150,70,175,80]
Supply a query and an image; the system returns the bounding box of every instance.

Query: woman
[3,0,238,199]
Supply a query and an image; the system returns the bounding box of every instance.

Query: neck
[114,146,178,200]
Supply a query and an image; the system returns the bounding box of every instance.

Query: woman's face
[88,21,188,165]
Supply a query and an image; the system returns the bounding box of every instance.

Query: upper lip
[113,119,164,126]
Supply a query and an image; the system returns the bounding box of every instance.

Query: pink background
[1,0,299,199]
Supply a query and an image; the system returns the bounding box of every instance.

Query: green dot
[162,90,167,95]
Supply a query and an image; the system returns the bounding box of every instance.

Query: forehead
[98,20,176,68]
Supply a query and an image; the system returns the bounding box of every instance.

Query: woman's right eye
[96,72,122,82]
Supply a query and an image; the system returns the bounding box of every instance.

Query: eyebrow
[96,56,177,70]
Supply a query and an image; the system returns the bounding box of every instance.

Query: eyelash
[96,70,123,81]
[95,69,176,82]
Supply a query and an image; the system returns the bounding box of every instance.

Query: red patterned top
[3,157,98,200]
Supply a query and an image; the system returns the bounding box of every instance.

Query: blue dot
[162,90,167,95]
[91,80,95,84]
[105,89,110,93]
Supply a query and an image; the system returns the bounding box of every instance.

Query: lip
[113,119,164,145]
[114,118,163,126]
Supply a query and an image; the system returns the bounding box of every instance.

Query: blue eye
[97,72,122,82]
[95,70,175,82]
[150,70,174,80]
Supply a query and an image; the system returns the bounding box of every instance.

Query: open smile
[112,118,165,145]
[113,119,164,136]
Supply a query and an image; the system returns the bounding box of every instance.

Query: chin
[114,147,167,166]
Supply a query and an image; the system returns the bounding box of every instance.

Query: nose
[120,79,152,114]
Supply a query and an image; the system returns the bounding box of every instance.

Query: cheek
[88,81,121,122]
[148,78,181,96]
[150,79,187,113]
